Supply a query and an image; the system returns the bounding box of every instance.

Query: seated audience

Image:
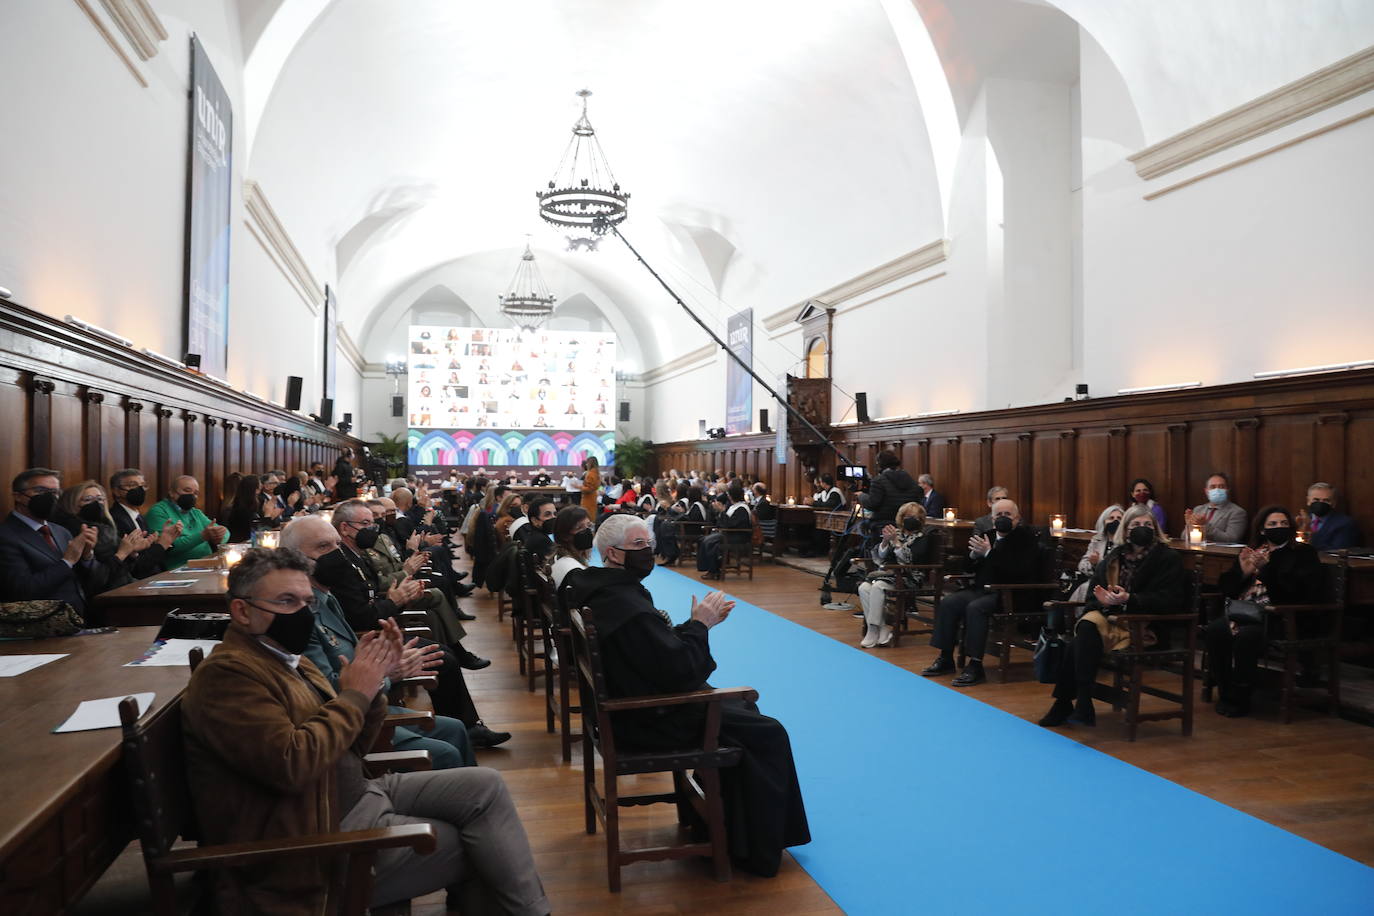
[551,506,594,587]
[493,492,524,546]
[917,473,946,517]
[1039,505,1185,727]
[810,474,844,511]
[144,475,228,568]
[971,486,1010,537]
[752,483,778,538]
[514,496,557,559]
[0,467,98,612]
[1205,505,1325,717]
[181,547,546,914]
[1128,477,1167,532]
[924,498,1038,686]
[697,483,752,579]
[858,450,920,537]
[1068,505,1125,602]
[109,467,178,579]
[221,474,263,544]
[857,502,937,648]
[54,480,146,596]
[277,472,306,518]
[1183,472,1248,543]
[1300,482,1363,550]
[562,515,810,877]
[359,501,476,645]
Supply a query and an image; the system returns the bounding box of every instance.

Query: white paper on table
[125,639,219,667]
[142,579,198,589]
[54,692,154,732]
[0,654,67,677]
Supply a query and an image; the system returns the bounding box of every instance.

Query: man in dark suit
[1303,482,1363,551]
[917,473,946,518]
[924,498,1040,686]
[0,468,99,613]
[108,468,179,579]
[514,496,556,560]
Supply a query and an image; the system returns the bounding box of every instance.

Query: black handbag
[1033,627,1065,684]
[1224,598,1264,625]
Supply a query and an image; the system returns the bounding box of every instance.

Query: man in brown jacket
[182,548,547,915]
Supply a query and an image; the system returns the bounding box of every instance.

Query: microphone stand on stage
[598,218,860,608]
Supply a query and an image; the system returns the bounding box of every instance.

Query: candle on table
[1188,524,1204,547]
[1050,514,1065,535]
[944,508,957,522]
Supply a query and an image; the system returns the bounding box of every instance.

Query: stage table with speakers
[92,567,230,627]
[0,626,193,912]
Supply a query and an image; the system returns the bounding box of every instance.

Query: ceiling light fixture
[1117,381,1201,395]
[1253,359,1374,379]
[536,90,629,237]
[498,240,558,330]
[65,315,133,347]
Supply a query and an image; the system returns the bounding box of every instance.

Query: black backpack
[484,540,522,594]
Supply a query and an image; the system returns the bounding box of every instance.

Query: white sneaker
[860,625,879,648]
[877,625,894,647]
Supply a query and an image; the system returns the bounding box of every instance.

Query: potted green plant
[612,436,652,478]
[371,431,408,474]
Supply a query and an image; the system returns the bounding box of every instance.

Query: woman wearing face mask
[222,475,264,544]
[1039,504,1186,728]
[561,514,811,878]
[1205,506,1325,718]
[1068,505,1125,603]
[550,506,594,588]
[856,502,937,648]
[1127,478,1167,533]
[493,492,524,547]
[55,481,148,595]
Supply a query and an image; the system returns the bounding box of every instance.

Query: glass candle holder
[944,508,957,522]
[223,548,243,569]
[1188,524,1205,548]
[1294,530,1308,544]
[257,530,280,549]
[1050,514,1065,535]
[787,497,795,506]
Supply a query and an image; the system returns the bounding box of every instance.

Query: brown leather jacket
[181,625,387,915]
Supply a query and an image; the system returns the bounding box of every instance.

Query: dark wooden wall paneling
[0,301,361,519]
[649,370,1374,540]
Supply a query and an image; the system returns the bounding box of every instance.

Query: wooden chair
[860,528,948,647]
[676,520,709,564]
[119,695,435,916]
[753,518,780,564]
[1043,564,1202,740]
[949,534,1067,681]
[541,574,583,762]
[720,526,755,580]
[1200,551,1348,722]
[571,606,755,892]
[508,549,552,692]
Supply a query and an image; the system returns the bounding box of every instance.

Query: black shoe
[1067,699,1097,726]
[460,654,491,671]
[952,663,986,687]
[468,723,511,748]
[1215,699,1250,718]
[455,584,477,598]
[456,610,477,621]
[454,571,469,582]
[921,656,956,677]
[1038,698,1073,727]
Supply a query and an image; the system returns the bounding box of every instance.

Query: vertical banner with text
[323,285,337,400]
[183,35,232,379]
[725,308,753,435]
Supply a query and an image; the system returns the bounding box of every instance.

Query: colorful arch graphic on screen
[408,429,614,468]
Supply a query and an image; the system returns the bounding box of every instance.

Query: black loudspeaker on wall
[284,376,303,411]
[392,395,404,418]
[618,401,630,422]
[759,408,770,432]
[855,391,870,423]
[342,413,352,425]
[319,398,333,425]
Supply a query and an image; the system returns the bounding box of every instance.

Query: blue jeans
[390,706,476,768]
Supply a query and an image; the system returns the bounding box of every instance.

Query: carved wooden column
[123,399,144,467]
[237,423,252,472]
[154,407,175,496]
[1232,417,1260,515]
[203,417,220,517]
[1165,422,1189,529]
[1017,432,1034,521]
[915,438,931,478]
[1107,427,1128,500]
[1057,430,1078,525]
[978,435,994,493]
[82,389,105,478]
[944,437,961,507]
[27,375,56,467]
[1315,413,1348,495]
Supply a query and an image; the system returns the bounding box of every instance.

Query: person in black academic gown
[561,514,810,878]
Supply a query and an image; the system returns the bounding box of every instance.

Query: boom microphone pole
[598,218,849,467]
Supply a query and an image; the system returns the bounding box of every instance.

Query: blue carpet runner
[638,563,1374,914]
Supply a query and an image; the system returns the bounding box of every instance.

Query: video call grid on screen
[406,325,617,472]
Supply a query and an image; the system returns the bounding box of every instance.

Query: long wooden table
[0,626,195,914]
[92,568,230,627]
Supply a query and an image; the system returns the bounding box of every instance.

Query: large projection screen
[406,325,617,481]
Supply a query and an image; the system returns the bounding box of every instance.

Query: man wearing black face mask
[561,514,811,878]
[1299,482,1362,551]
[924,498,1040,686]
[0,467,99,611]
[109,468,180,579]
[144,475,228,569]
[514,496,557,560]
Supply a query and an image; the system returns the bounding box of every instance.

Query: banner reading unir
[184,35,232,379]
[725,309,753,435]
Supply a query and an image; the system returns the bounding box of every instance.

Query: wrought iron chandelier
[498,241,557,329]
[535,89,629,236]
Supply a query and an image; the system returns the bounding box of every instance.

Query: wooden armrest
[365,750,432,774]
[384,710,435,731]
[402,626,433,639]
[1110,613,1197,622]
[398,610,429,620]
[1043,600,1088,609]
[158,823,436,872]
[601,685,759,712]
[1265,603,1342,614]
[402,675,438,689]
[985,582,1062,592]
[944,573,975,583]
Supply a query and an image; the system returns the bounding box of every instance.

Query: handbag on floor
[1224,598,1264,625]
[1033,626,1065,684]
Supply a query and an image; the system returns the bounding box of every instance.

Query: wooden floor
[80,555,1374,914]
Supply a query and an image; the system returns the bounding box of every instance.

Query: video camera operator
[857,449,919,543]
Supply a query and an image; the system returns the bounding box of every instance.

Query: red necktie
[38,525,58,552]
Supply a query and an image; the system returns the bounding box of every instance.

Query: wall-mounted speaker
[319,397,333,426]
[698,419,707,438]
[759,408,771,432]
[284,376,303,411]
[618,401,630,422]
[392,395,404,418]
[855,391,870,423]
[342,412,352,425]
